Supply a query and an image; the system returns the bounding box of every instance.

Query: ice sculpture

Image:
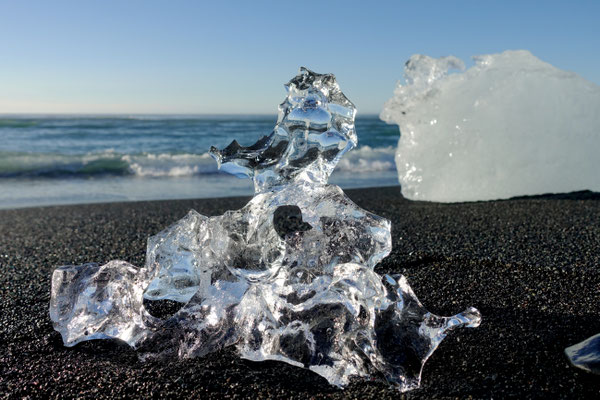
[381,50,600,202]
[565,334,600,374]
[50,68,481,391]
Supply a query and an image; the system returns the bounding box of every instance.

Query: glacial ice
[49,67,481,391]
[565,333,600,374]
[381,50,600,202]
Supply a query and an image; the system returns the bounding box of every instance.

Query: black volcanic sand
[1,186,599,399]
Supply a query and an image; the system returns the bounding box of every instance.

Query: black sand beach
[1,186,599,399]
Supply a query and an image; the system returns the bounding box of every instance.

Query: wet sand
[1,186,599,398]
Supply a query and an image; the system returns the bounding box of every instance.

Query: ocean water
[0,115,399,209]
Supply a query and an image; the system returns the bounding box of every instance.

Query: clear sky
[1,0,599,115]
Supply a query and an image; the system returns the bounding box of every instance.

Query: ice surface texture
[50,68,481,391]
[381,50,600,202]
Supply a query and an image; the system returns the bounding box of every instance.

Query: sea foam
[381,50,600,202]
[336,145,396,172]
[0,148,395,179]
[0,151,218,178]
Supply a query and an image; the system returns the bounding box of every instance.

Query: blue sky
[1,1,598,115]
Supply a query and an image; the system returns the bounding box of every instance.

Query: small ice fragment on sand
[49,261,158,347]
[381,50,600,202]
[49,68,480,392]
[565,333,600,374]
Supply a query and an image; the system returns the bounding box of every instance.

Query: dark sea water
[0,115,399,209]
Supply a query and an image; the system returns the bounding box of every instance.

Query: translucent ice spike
[368,274,481,391]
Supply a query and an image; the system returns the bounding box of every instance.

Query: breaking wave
[0,151,217,178]
[0,146,396,179]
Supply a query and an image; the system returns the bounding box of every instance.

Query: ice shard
[565,333,600,374]
[381,50,600,202]
[49,67,481,391]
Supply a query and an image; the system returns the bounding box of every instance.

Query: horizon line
[0,112,382,118]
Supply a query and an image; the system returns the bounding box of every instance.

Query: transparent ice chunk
[381,50,600,202]
[49,67,480,391]
[49,261,158,347]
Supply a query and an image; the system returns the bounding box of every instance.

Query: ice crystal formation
[381,50,600,202]
[50,68,481,391]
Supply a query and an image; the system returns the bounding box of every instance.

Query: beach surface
[1,186,599,398]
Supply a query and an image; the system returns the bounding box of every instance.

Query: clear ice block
[49,67,480,391]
